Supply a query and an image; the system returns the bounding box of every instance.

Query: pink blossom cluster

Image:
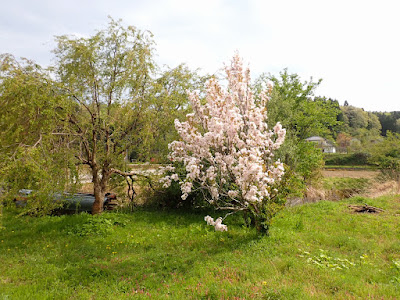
[161,54,286,224]
[204,215,228,232]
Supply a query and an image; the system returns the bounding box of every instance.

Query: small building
[305,136,336,153]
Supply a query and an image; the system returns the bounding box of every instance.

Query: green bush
[324,152,370,166]
[296,141,324,183]
[147,180,191,209]
[0,147,78,217]
[144,163,208,210]
[373,156,400,181]
[66,213,127,236]
[276,139,325,185]
[367,132,400,180]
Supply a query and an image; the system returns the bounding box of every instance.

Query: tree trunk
[92,181,105,214]
[91,166,104,214]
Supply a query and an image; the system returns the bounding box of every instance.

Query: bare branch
[32,135,42,148]
[110,168,154,190]
[51,132,82,136]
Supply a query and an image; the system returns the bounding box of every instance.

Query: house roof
[305,136,335,147]
[305,136,325,142]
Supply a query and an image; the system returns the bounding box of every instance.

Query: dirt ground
[322,169,379,179]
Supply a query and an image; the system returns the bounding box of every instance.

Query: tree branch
[110,168,154,190]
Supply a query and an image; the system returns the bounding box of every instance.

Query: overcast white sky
[1,0,399,111]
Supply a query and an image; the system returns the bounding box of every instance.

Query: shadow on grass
[2,208,260,291]
[55,231,260,290]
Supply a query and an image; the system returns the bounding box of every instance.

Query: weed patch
[66,213,128,236]
[299,249,356,270]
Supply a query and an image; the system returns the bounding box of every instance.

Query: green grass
[1,196,400,299]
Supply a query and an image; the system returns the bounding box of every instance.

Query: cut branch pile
[348,204,384,213]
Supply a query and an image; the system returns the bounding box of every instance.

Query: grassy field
[1,192,400,299]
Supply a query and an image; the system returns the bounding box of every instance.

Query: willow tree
[0,54,59,162]
[145,64,209,162]
[0,54,75,213]
[53,18,156,213]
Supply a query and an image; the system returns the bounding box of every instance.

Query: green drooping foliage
[0,54,65,160]
[140,64,209,163]
[0,54,78,214]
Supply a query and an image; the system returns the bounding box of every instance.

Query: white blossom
[204,216,228,231]
[214,218,228,232]
[204,215,215,226]
[170,173,179,181]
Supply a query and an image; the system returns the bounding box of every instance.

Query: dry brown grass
[287,169,400,206]
[323,169,400,199]
[366,180,400,198]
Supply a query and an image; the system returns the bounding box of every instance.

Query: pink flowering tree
[161,54,286,234]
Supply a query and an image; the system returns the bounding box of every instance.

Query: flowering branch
[161,54,286,233]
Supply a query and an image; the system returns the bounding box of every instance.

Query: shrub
[368,132,400,181]
[161,54,287,234]
[324,152,370,166]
